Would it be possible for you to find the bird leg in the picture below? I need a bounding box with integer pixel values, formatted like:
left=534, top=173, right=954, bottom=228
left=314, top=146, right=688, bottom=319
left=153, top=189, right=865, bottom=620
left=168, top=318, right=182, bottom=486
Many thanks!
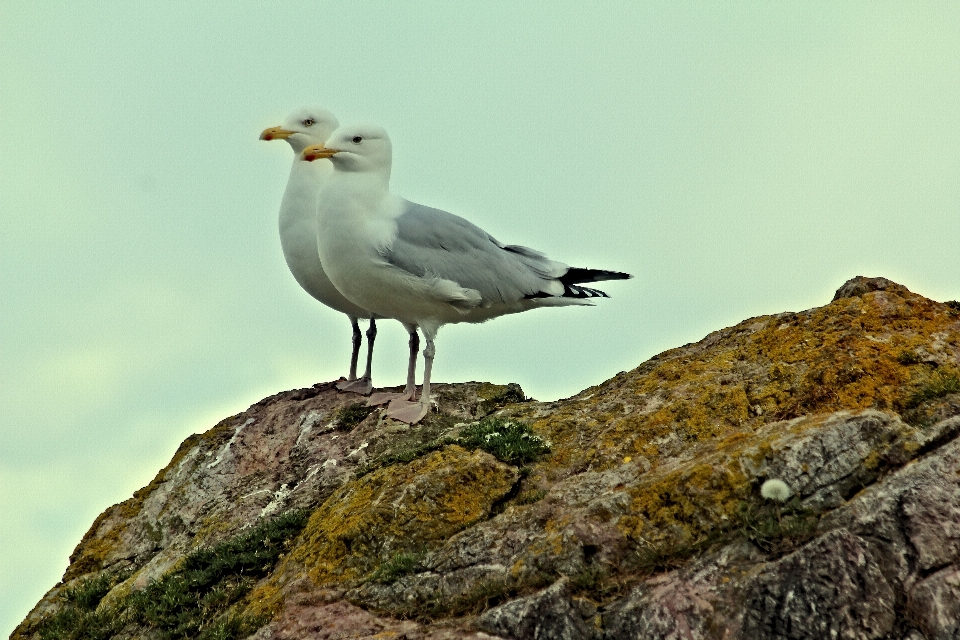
left=386, top=331, right=433, bottom=424
left=338, top=318, right=376, bottom=395
left=367, top=325, right=419, bottom=406
left=336, top=317, right=363, bottom=390
left=403, top=326, right=420, bottom=398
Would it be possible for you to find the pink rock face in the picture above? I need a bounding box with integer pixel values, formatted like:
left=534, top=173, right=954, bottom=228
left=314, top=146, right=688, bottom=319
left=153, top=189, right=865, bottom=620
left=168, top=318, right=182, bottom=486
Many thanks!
left=909, top=566, right=960, bottom=640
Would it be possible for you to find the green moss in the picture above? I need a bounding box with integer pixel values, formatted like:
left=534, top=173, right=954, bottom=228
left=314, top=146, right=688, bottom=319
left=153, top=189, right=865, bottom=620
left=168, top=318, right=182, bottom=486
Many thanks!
left=354, top=437, right=456, bottom=478
left=477, top=383, right=528, bottom=413
left=394, top=571, right=554, bottom=621
left=630, top=536, right=715, bottom=575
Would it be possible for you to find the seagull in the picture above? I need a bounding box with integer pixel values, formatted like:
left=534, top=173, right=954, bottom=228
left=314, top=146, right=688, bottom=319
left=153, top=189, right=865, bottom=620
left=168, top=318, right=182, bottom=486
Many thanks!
left=302, top=124, right=631, bottom=423
left=259, top=107, right=379, bottom=394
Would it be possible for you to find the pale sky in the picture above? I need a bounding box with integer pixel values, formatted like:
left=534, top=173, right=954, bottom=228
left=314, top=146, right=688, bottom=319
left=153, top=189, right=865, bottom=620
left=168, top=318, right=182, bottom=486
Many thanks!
left=3, top=2, right=959, bottom=633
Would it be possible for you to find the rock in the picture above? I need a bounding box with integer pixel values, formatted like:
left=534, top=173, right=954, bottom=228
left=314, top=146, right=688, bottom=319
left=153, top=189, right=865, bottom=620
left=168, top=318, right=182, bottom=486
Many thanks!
left=908, top=566, right=960, bottom=640
left=832, top=275, right=910, bottom=301
left=13, top=277, right=960, bottom=640
left=741, top=529, right=897, bottom=639
left=478, top=579, right=593, bottom=640
left=602, top=559, right=731, bottom=640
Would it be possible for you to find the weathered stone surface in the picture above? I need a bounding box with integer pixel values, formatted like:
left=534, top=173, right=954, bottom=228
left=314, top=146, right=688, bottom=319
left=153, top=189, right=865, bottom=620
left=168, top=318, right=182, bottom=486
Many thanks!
left=478, top=579, right=593, bottom=640
left=832, top=275, right=909, bottom=301
left=908, top=566, right=960, bottom=640
left=602, top=554, right=736, bottom=640
left=738, top=410, right=923, bottom=510
left=741, top=529, right=897, bottom=639
left=13, top=277, right=960, bottom=640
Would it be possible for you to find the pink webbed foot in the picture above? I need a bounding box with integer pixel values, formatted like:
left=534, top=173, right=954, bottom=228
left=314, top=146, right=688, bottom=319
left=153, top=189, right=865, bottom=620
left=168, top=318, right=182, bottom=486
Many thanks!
left=337, top=377, right=373, bottom=395
left=385, top=399, right=430, bottom=424
left=367, top=390, right=415, bottom=406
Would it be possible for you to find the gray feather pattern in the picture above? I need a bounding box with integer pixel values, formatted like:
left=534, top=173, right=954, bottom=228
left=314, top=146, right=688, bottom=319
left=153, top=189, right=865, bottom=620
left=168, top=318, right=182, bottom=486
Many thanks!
left=381, top=201, right=564, bottom=304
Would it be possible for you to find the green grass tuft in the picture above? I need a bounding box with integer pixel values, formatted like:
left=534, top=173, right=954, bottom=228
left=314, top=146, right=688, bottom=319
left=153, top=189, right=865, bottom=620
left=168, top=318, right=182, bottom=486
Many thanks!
left=370, top=551, right=423, bottom=584
left=335, top=403, right=377, bottom=431
left=896, top=350, right=923, bottom=365
left=37, top=571, right=128, bottom=640
left=737, top=498, right=819, bottom=554
left=35, top=510, right=308, bottom=640
left=906, top=371, right=960, bottom=410
left=514, top=489, right=547, bottom=505
left=355, top=418, right=549, bottom=479
left=458, top=418, right=551, bottom=465
left=353, top=438, right=457, bottom=477
left=60, top=571, right=116, bottom=611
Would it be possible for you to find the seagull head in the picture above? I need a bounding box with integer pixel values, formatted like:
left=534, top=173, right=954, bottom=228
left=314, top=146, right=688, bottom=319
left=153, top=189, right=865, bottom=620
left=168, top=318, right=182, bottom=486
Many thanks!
left=301, top=124, right=392, bottom=175
left=259, top=107, right=340, bottom=154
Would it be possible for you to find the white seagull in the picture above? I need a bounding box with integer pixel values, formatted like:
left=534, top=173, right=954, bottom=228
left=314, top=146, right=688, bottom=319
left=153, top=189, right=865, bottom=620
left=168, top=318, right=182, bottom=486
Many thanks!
left=259, top=107, right=378, bottom=394
left=302, top=124, right=631, bottom=423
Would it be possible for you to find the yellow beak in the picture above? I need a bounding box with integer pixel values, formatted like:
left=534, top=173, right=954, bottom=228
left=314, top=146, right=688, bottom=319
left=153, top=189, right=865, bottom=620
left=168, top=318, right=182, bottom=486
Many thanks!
left=259, top=126, right=294, bottom=141
left=302, top=144, right=338, bottom=161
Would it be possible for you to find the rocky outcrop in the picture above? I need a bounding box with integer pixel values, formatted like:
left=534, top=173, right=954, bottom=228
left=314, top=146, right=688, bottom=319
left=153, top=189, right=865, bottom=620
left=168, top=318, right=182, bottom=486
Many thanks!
left=13, top=277, right=960, bottom=640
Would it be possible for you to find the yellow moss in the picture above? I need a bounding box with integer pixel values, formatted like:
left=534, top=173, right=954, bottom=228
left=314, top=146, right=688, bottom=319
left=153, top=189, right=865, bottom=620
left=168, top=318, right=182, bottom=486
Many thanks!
left=242, top=580, right=284, bottom=619
left=476, top=382, right=512, bottom=400
left=245, top=446, right=516, bottom=612
left=619, top=458, right=750, bottom=547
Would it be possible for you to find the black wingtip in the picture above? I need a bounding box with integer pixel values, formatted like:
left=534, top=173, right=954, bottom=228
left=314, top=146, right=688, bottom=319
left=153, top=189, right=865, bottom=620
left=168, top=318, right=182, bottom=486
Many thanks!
left=523, top=283, right=612, bottom=300
left=563, top=284, right=610, bottom=298
left=560, top=268, right=632, bottom=285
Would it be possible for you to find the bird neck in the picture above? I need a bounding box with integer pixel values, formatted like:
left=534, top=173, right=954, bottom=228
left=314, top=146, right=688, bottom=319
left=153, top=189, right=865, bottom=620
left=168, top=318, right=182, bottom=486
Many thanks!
left=318, top=170, right=398, bottom=231
left=280, top=159, right=329, bottom=221
left=330, top=169, right=390, bottom=204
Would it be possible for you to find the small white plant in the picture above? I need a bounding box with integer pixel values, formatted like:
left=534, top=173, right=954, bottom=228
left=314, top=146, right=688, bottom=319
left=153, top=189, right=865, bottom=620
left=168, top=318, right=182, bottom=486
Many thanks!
left=760, top=479, right=792, bottom=502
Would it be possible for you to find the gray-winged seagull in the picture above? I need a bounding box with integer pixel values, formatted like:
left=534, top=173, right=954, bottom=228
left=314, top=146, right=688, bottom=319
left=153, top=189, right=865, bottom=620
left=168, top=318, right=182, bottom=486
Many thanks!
left=301, top=124, right=631, bottom=423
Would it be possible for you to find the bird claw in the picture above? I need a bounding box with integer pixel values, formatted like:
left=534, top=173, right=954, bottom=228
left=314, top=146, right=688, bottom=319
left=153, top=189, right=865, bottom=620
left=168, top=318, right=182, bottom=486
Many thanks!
left=385, top=399, right=429, bottom=424
left=337, top=377, right=373, bottom=395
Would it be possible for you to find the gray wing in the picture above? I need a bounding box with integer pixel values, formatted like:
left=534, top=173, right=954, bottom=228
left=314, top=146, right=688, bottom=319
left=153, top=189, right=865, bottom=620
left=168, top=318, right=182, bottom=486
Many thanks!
left=382, top=200, right=565, bottom=304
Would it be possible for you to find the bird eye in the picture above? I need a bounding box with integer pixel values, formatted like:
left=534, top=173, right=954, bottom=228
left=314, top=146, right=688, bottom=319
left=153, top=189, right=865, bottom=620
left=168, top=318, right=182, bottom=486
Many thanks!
left=302, top=118, right=315, bottom=127
left=352, top=136, right=363, bottom=144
